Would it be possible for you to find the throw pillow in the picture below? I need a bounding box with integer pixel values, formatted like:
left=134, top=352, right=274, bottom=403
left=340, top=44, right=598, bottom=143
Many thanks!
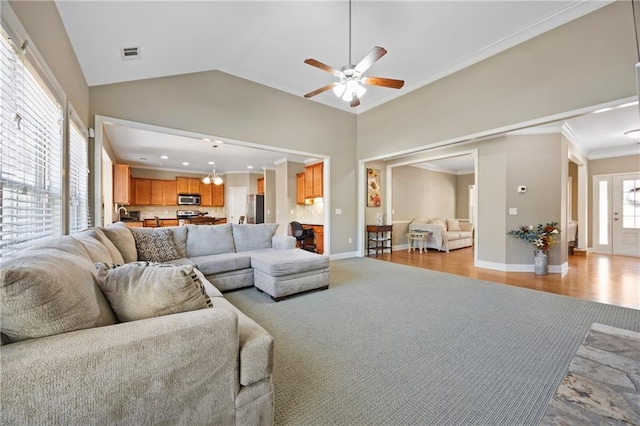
left=431, top=218, right=446, bottom=229
left=232, top=223, right=279, bottom=252
left=132, top=229, right=181, bottom=262
left=130, top=226, right=188, bottom=258
left=95, top=262, right=212, bottom=322
left=1, top=250, right=117, bottom=343
left=90, top=228, right=125, bottom=264
left=102, top=222, right=137, bottom=263
left=446, top=218, right=462, bottom=231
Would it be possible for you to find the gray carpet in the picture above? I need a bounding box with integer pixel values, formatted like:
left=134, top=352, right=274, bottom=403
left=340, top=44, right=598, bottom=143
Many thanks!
left=224, top=258, right=640, bottom=425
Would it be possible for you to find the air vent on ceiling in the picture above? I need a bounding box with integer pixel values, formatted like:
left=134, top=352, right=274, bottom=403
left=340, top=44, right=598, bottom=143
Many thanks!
left=120, top=47, right=140, bottom=61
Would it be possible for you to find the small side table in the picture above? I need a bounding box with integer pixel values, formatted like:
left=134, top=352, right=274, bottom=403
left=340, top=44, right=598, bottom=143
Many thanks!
left=406, top=231, right=431, bottom=253
left=367, top=225, right=393, bottom=256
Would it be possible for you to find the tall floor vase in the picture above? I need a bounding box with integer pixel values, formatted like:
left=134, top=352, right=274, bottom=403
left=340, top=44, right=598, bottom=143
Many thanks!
left=534, top=250, right=548, bottom=275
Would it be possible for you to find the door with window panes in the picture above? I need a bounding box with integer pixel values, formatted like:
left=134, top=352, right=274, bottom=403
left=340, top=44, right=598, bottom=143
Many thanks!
left=593, top=173, right=640, bottom=256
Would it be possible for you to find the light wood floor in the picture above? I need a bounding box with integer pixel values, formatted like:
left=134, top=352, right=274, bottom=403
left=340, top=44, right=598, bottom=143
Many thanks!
left=370, top=247, right=640, bottom=310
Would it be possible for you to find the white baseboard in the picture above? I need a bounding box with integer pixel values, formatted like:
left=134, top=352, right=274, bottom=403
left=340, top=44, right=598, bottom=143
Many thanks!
left=476, top=260, right=568, bottom=274
left=329, top=251, right=358, bottom=260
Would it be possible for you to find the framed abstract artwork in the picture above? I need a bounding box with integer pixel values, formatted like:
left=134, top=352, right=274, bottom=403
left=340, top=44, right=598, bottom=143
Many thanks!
left=367, top=168, right=381, bottom=207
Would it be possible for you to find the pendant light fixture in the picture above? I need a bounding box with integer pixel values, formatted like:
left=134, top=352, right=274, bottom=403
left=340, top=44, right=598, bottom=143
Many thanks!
left=202, top=144, right=223, bottom=186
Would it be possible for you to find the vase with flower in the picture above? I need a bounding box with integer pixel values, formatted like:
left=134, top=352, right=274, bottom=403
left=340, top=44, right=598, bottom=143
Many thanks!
left=507, top=222, right=561, bottom=275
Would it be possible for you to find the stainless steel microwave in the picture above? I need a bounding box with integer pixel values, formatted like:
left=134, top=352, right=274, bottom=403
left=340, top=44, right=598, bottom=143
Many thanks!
left=177, top=194, right=201, bottom=205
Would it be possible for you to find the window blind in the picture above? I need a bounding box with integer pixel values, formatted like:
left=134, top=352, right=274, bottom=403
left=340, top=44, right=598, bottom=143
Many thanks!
left=68, top=119, right=89, bottom=233
left=0, top=32, right=63, bottom=257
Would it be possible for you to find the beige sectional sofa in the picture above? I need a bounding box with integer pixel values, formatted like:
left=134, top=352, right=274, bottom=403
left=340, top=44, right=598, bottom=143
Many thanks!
left=408, top=218, right=474, bottom=252
left=0, top=222, right=330, bottom=424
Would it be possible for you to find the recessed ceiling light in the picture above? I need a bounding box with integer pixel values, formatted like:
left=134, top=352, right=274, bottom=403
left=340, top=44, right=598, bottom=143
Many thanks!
left=247, top=166, right=253, bottom=169
left=182, top=162, right=189, bottom=166
left=160, top=155, right=168, bottom=159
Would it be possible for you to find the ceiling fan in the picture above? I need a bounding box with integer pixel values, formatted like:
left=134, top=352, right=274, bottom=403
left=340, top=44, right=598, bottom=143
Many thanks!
left=303, top=0, right=404, bottom=108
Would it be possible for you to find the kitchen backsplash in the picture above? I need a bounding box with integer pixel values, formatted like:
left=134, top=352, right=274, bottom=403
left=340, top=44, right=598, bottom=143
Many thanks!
left=126, top=206, right=226, bottom=220
left=296, top=198, right=324, bottom=225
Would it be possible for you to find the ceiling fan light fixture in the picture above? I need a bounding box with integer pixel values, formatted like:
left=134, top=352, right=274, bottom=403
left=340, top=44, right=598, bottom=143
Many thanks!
left=203, top=145, right=224, bottom=186
left=624, top=129, right=640, bottom=139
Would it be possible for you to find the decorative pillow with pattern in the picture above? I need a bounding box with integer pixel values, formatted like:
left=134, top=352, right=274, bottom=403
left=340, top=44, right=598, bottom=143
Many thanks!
left=95, top=262, right=213, bottom=323
left=133, top=229, right=181, bottom=262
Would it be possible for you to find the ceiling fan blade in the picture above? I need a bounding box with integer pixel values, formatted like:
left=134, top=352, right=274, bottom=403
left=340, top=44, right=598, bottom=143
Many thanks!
left=350, top=93, right=360, bottom=108
left=362, top=76, right=405, bottom=89
left=354, top=46, right=387, bottom=74
left=304, top=83, right=337, bottom=98
left=304, top=58, right=343, bottom=77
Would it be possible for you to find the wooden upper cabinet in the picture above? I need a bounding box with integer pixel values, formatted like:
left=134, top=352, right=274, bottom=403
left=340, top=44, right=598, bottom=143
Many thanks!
left=133, top=178, right=151, bottom=205
left=305, top=166, right=314, bottom=199
left=150, top=180, right=165, bottom=205
left=113, top=164, right=131, bottom=204
left=164, top=180, right=178, bottom=206
left=312, top=162, right=323, bottom=198
left=212, top=183, right=225, bottom=206
left=303, top=162, right=324, bottom=199
left=296, top=173, right=306, bottom=205
left=257, top=177, right=265, bottom=195
left=177, top=177, right=201, bottom=194
left=199, top=182, right=213, bottom=206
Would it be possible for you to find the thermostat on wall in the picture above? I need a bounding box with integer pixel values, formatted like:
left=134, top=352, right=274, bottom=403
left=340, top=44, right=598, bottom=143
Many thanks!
left=517, top=186, right=527, bottom=193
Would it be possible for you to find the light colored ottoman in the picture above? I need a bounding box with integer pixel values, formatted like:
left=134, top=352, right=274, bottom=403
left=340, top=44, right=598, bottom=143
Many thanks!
left=250, top=249, right=330, bottom=301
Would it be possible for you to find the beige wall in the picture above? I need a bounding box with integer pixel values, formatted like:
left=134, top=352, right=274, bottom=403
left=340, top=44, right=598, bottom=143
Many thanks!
left=568, top=161, right=578, bottom=221
left=456, top=174, right=475, bottom=220
left=505, top=134, right=564, bottom=265
left=264, top=169, right=276, bottom=224
left=357, top=2, right=636, bottom=160
left=90, top=71, right=357, bottom=253
left=391, top=166, right=457, bottom=221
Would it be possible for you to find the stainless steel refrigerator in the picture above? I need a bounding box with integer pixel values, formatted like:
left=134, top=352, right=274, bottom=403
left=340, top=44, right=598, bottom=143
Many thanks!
left=246, top=194, right=264, bottom=224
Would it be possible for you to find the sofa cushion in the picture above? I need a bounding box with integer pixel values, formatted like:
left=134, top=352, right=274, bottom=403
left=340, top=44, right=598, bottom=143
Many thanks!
left=90, top=228, right=125, bottom=264
left=161, top=257, right=196, bottom=267
left=458, top=231, right=473, bottom=239
left=446, top=218, right=462, bottom=231
left=231, top=223, right=279, bottom=252
left=132, top=229, right=181, bottom=262
left=446, top=232, right=461, bottom=240
left=250, top=249, right=329, bottom=277
left=95, top=262, right=212, bottom=323
left=130, top=226, right=188, bottom=258
left=71, top=230, right=115, bottom=263
left=191, top=253, right=252, bottom=276
left=0, top=250, right=117, bottom=343
left=102, top=222, right=137, bottom=263
left=185, top=224, right=235, bottom=257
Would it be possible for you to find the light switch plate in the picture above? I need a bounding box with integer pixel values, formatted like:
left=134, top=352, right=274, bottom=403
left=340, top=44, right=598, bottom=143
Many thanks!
left=509, top=208, right=518, bottom=215
left=517, top=186, right=527, bottom=193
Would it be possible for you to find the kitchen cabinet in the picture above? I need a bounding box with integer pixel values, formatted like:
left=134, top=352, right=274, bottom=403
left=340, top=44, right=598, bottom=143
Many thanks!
left=257, top=177, right=264, bottom=195
left=304, top=162, right=323, bottom=199
left=177, top=177, right=201, bottom=194
left=296, top=173, right=306, bottom=205
left=150, top=180, right=165, bottom=205
left=143, top=218, right=179, bottom=227
left=301, top=224, right=324, bottom=254
left=133, top=178, right=151, bottom=205
left=199, top=182, right=213, bottom=206
left=213, top=183, right=225, bottom=206
left=165, top=180, right=178, bottom=205
left=113, top=164, right=131, bottom=204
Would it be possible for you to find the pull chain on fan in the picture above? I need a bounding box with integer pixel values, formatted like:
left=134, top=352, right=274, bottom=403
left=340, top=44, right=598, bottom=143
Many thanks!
left=303, top=0, right=404, bottom=107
